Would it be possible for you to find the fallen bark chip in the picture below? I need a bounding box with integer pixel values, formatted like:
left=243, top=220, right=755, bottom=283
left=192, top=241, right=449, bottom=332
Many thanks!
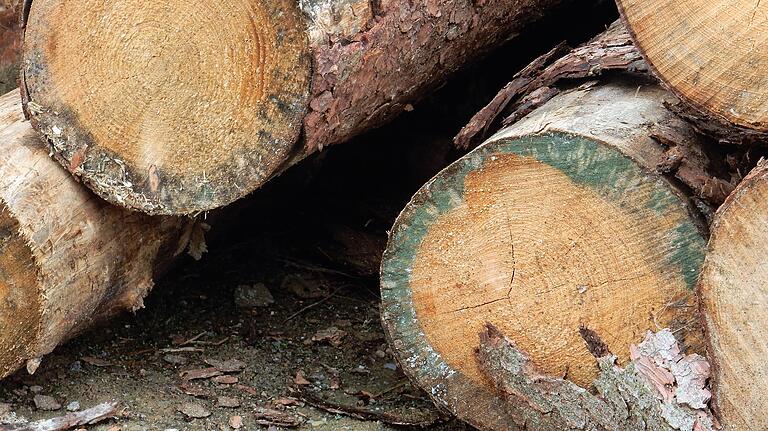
left=179, top=367, right=222, bottom=381
left=80, top=356, right=112, bottom=367
left=294, top=371, right=311, bottom=386
left=178, top=402, right=211, bottom=419
left=212, top=375, right=238, bottom=385
left=311, top=327, right=347, bottom=347
left=33, top=395, right=61, bottom=411
left=204, top=358, right=246, bottom=373
left=0, top=401, right=119, bottom=431
left=179, top=382, right=208, bottom=398
left=216, top=397, right=241, bottom=408
left=253, top=406, right=302, bottom=428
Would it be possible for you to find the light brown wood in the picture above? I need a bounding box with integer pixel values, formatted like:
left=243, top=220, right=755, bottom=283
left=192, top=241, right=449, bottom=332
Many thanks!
left=22, top=0, right=578, bottom=214
left=381, top=78, right=713, bottom=431
left=699, top=161, right=768, bottom=430
left=0, top=89, right=195, bottom=379
left=617, top=0, right=768, bottom=140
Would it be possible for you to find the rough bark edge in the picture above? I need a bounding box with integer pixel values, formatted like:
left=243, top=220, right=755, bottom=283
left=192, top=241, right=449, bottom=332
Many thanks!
left=477, top=324, right=718, bottom=431
left=454, top=20, right=646, bottom=149
left=301, top=0, right=580, bottom=153
left=454, top=21, right=754, bottom=210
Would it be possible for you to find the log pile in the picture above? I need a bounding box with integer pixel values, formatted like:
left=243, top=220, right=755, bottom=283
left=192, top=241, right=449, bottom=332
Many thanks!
left=382, top=22, right=768, bottom=431
left=1, top=0, right=768, bottom=430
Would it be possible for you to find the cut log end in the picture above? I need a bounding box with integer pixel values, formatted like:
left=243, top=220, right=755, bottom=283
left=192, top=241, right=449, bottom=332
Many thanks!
left=617, top=0, right=768, bottom=134
left=381, top=80, right=711, bottom=430
left=21, top=0, right=312, bottom=214
left=0, top=206, right=41, bottom=378
left=699, top=160, right=768, bottom=430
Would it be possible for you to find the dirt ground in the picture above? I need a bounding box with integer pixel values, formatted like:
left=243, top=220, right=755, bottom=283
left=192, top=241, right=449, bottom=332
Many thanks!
left=0, top=5, right=616, bottom=429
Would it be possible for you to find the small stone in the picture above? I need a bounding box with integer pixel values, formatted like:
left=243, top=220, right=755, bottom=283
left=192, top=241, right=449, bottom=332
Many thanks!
left=229, top=415, right=243, bottom=429
left=216, top=396, right=240, bottom=408
left=69, top=361, right=82, bottom=373
left=29, top=386, right=43, bottom=393
left=163, top=354, right=188, bottom=366
left=66, top=401, right=80, bottom=411
left=33, top=395, right=61, bottom=411
left=383, top=362, right=398, bottom=371
left=234, top=283, right=274, bottom=308
left=179, top=402, right=211, bottom=419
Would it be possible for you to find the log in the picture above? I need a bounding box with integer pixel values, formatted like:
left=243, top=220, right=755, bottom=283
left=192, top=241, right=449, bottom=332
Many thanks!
left=698, top=160, right=768, bottom=430
left=616, top=0, right=768, bottom=144
left=0, top=89, right=197, bottom=380
left=380, top=77, right=722, bottom=430
left=21, top=0, right=583, bottom=215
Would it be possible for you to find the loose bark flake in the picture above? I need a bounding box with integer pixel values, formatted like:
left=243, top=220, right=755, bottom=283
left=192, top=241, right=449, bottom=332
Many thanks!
left=476, top=324, right=718, bottom=431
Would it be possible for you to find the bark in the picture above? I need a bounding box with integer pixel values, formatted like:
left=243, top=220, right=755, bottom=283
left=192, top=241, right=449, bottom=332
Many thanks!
left=454, top=21, right=748, bottom=214
left=0, top=89, right=199, bottom=379
left=476, top=324, right=717, bottom=431
left=698, top=160, right=768, bottom=430
left=616, top=0, right=768, bottom=144
left=380, top=77, right=722, bottom=431
left=21, top=0, right=587, bottom=215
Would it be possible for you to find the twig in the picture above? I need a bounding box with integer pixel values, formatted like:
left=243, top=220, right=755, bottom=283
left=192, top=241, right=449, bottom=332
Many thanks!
left=298, top=392, right=443, bottom=427
left=282, top=290, right=340, bottom=323
left=0, top=402, right=119, bottom=431
left=179, top=331, right=207, bottom=346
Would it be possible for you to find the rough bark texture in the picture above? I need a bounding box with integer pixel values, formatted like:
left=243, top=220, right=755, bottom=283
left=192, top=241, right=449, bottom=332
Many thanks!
left=698, top=160, right=768, bottom=430
left=381, top=77, right=718, bottom=431
left=476, top=324, right=717, bottom=431
left=0, top=89, right=199, bottom=380
left=298, top=0, right=566, bottom=152
left=21, top=0, right=583, bottom=215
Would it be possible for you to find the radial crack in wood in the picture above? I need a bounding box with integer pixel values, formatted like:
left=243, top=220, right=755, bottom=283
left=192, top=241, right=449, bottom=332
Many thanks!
left=380, top=78, right=715, bottom=431
left=699, top=160, right=768, bottom=430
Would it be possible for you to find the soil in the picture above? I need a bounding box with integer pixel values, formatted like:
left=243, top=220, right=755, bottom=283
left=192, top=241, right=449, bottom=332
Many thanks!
left=0, top=4, right=617, bottom=429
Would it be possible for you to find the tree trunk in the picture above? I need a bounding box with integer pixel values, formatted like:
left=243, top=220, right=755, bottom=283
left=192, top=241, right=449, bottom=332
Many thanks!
left=616, top=0, right=768, bottom=145
left=698, top=160, right=768, bottom=431
left=380, top=77, right=723, bottom=431
left=21, top=0, right=584, bottom=215
left=0, top=89, right=196, bottom=380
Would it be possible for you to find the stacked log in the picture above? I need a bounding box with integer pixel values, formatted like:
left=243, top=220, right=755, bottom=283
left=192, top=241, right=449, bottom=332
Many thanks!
left=616, top=0, right=768, bottom=145
left=381, top=25, right=755, bottom=430
left=21, top=0, right=583, bottom=214
left=698, top=161, right=768, bottom=430
left=0, top=90, right=196, bottom=379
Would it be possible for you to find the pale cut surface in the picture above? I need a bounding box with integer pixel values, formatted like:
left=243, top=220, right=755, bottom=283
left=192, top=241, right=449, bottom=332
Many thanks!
left=0, top=89, right=191, bottom=378
left=22, top=0, right=311, bottom=214
left=409, top=150, right=699, bottom=388
left=617, top=0, right=768, bottom=131
left=381, top=80, right=711, bottom=431
left=699, top=162, right=768, bottom=430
